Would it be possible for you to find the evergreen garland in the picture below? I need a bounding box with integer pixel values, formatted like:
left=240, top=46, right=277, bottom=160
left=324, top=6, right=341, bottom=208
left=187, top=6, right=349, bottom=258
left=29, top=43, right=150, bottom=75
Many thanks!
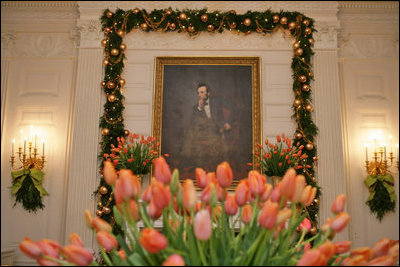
left=365, top=175, right=396, bottom=221
left=12, top=172, right=45, bottom=213
left=97, top=7, right=320, bottom=230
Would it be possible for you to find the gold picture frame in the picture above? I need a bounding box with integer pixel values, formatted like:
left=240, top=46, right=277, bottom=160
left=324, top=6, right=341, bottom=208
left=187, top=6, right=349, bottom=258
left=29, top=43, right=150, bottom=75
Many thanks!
left=153, top=57, right=261, bottom=185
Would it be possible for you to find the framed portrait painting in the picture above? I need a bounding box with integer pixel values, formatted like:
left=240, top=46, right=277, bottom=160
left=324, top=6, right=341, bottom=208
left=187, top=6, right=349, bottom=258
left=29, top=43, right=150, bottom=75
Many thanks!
left=153, top=57, right=261, bottom=185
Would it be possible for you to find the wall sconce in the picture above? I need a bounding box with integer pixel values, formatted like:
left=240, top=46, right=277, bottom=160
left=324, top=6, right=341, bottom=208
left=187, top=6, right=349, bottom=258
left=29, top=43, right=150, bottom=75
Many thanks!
left=10, top=133, right=46, bottom=171
left=364, top=134, right=399, bottom=176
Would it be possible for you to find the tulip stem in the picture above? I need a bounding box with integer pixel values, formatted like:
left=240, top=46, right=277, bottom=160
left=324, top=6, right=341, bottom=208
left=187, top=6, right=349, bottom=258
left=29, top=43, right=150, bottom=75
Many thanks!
left=196, top=239, right=208, bottom=266
left=42, top=255, right=72, bottom=265
left=100, top=247, right=113, bottom=266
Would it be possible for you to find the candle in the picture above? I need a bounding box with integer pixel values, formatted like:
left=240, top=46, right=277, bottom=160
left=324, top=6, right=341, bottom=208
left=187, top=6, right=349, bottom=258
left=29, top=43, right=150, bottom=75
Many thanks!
left=24, top=138, right=27, bottom=154
left=42, top=139, right=45, bottom=156
left=12, top=139, right=15, bottom=155
left=19, top=130, right=23, bottom=148
left=364, top=144, right=368, bottom=161
left=384, top=146, right=386, bottom=161
left=34, top=134, right=37, bottom=148
left=389, top=135, right=393, bottom=153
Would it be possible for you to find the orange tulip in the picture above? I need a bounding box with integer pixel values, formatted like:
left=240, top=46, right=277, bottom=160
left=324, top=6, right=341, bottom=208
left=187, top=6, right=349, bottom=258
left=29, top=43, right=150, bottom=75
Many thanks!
left=389, top=242, right=399, bottom=261
left=242, top=204, right=252, bottom=224
left=367, top=255, right=394, bottom=266
left=301, top=185, right=317, bottom=206
left=96, top=231, right=118, bottom=252
left=276, top=208, right=292, bottom=226
left=211, top=205, right=222, bottom=222
left=183, top=179, right=197, bottom=212
left=117, top=250, right=126, bottom=260
left=330, top=212, right=350, bottom=233
left=342, top=255, right=367, bottom=266
left=92, top=217, right=112, bottom=233
left=69, top=233, right=84, bottom=247
left=103, top=161, right=117, bottom=185
left=162, top=254, right=186, bottom=266
left=147, top=199, right=162, bottom=219
left=194, top=209, right=212, bottom=241
left=151, top=180, right=171, bottom=210
left=351, top=247, right=373, bottom=261
left=279, top=168, right=297, bottom=199
left=84, top=210, right=93, bottom=229
left=334, top=241, right=352, bottom=254
left=248, top=170, right=265, bottom=196
left=142, top=185, right=152, bottom=202
left=225, top=194, right=239, bottom=216
left=196, top=168, right=209, bottom=188
left=37, top=258, right=61, bottom=266
left=258, top=201, right=279, bottom=229
left=371, top=238, right=390, bottom=258
left=118, top=169, right=141, bottom=199
left=321, top=218, right=332, bottom=233
left=270, top=185, right=282, bottom=203
left=260, top=183, right=273, bottom=202
left=139, top=228, right=168, bottom=254
left=154, top=156, right=172, bottom=184
left=235, top=180, right=250, bottom=206
left=318, top=241, right=336, bottom=262
left=62, top=245, right=93, bottom=266
left=215, top=182, right=227, bottom=202
left=291, top=175, right=306, bottom=203
left=296, top=249, right=326, bottom=266
left=128, top=199, right=140, bottom=221
left=216, top=161, right=233, bottom=188
left=20, top=238, right=43, bottom=259
left=331, top=194, right=346, bottom=214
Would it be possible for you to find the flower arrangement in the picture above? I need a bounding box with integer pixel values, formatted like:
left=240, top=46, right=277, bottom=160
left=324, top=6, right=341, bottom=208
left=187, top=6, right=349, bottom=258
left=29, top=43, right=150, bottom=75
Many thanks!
left=103, top=133, right=159, bottom=175
left=19, top=159, right=399, bottom=266
left=256, top=133, right=308, bottom=177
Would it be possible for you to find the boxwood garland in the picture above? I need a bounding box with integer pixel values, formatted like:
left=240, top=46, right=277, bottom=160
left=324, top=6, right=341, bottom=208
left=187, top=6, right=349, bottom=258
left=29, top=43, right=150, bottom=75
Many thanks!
left=97, top=7, right=320, bottom=232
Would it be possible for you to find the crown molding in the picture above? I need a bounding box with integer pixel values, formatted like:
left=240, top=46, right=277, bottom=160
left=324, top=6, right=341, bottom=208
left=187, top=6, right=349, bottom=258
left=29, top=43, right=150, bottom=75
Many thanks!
left=1, top=1, right=78, bottom=8
left=338, top=1, right=399, bottom=10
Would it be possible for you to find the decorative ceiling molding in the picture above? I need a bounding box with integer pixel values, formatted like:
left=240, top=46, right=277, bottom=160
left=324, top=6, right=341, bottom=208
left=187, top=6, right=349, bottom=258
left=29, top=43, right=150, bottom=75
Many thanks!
left=338, top=1, right=399, bottom=10
left=1, top=1, right=78, bottom=8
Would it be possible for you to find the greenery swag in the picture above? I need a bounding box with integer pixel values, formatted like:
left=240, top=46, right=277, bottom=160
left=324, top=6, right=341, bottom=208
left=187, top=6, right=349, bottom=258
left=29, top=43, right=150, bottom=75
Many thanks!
left=97, top=7, right=320, bottom=232
left=365, top=174, right=396, bottom=221
left=10, top=168, right=48, bottom=213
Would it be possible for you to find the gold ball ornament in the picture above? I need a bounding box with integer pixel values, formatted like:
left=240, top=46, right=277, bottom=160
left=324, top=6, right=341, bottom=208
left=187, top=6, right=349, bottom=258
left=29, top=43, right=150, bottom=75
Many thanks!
left=273, top=15, right=280, bottom=23
left=106, top=81, right=115, bottom=89
left=298, top=75, right=307, bottom=83
left=188, top=25, right=195, bottom=33
left=230, top=22, right=237, bottom=29
left=293, top=42, right=300, bottom=49
left=305, top=104, right=314, bottom=112
left=169, top=23, right=176, bottom=31
left=98, top=201, right=103, bottom=207
left=309, top=38, right=315, bottom=46
left=96, top=210, right=103, bottom=217
left=314, top=198, right=320, bottom=205
left=133, top=8, right=140, bottom=14
left=305, top=27, right=312, bottom=35
left=309, top=72, right=314, bottom=78
left=166, top=9, right=172, bottom=15
left=108, top=94, right=117, bottom=102
left=295, top=132, right=303, bottom=139
left=101, top=128, right=110, bottom=136
left=117, top=29, right=125, bottom=37
left=303, top=19, right=310, bottom=26
left=280, top=17, right=288, bottom=24
left=124, top=130, right=130, bottom=136
left=295, top=48, right=303, bottom=56
left=288, top=22, right=296, bottom=30
left=313, top=156, right=319, bottom=162
left=100, top=81, right=106, bottom=88
left=104, top=27, right=111, bottom=34
left=243, top=18, right=251, bottom=27
left=103, top=207, right=111, bottom=214
left=110, top=48, right=119, bottom=56
left=106, top=11, right=113, bottom=18
left=179, top=13, right=187, bottom=20
left=207, top=24, right=214, bottom=31
left=119, top=44, right=127, bottom=51
left=140, top=23, right=148, bottom=31
left=101, top=39, right=108, bottom=47
left=99, top=186, right=108, bottom=195
left=229, top=10, right=236, bottom=14
left=310, top=226, right=317, bottom=235
left=306, top=142, right=314, bottom=150
left=102, top=59, right=109, bottom=66
left=119, top=78, right=126, bottom=86
left=302, top=84, right=310, bottom=92
left=293, top=99, right=302, bottom=107
left=201, top=14, right=208, bottom=22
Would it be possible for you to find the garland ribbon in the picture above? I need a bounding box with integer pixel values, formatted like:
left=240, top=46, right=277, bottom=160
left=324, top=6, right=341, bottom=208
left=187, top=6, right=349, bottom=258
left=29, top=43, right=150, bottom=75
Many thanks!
left=365, top=174, right=395, bottom=203
left=10, top=168, right=48, bottom=197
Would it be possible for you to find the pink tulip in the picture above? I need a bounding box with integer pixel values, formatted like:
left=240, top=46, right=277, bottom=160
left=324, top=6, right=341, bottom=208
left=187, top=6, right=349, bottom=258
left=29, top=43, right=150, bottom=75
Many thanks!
left=298, top=218, right=311, bottom=233
left=260, top=183, right=273, bottom=202
left=258, top=201, right=279, bottom=229
left=371, top=238, right=391, bottom=258
left=142, top=185, right=152, bottom=202
left=148, top=199, right=162, bottom=219
left=279, top=168, right=297, bottom=199
left=194, top=210, right=212, bottom=241
left=367, top=255, right=394, bottom=266
left=331, top=194, right=346, bottom=214
left=216, top=161, right=233, bottom=188
left=139, top=228, right=168, bottom=254
left=19, top=238, right=43, bottom=259
left=248, top=170, right=264, bottom=196
left=151, top=180, right=171, bottom=210
left=103, top=161, right=117, bottom=185
left=330, top=212, right=350, bottom=233
left=318, top=241, right=336, bottom=262
left=270, top=185, right=282, bottom=203
left=69, top=233, right=84, bottom=247
left=162, top=254, right=186, bottom=266
left=296, top=249, right=326, bottom=266
left=334, top=241, right=352, bottom=254
left=154, top=156, right=172, bottom=184
left=195, top=168, right=209, bottom=188
left=292, top=175, right=306, bottom=203
left=96, top=231, right=118, bottom=252
left=91, top=217, right=112, bottom=233
left=118, top=169, right=141, bottom=199
left=242, top=204, right=253, bottom=224
left=183, top=179, right=197, bottom=212
left=235, top=180, right=250, bottom=206
left=62, top=245, right=93, bottom=266
left=225, top=194, right=239, bottom=216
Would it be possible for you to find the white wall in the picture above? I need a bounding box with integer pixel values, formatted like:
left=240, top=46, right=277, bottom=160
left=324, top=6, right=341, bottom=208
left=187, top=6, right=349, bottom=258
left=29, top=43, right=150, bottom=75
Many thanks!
left=1, top=1, right=398, bottom=265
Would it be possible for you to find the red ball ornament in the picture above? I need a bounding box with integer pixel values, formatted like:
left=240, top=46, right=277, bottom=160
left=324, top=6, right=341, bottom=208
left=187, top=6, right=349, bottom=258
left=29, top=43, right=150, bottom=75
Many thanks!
left=273, top=15, right=280, bottom=23
left=207, top=24, right=214, bottom=31
left=280, top=17, right=288, bottom=24
left=298, top=75, right=307, bottom=83
left=120, top=44, right=127, bottom=51
left=243, top=18, right=251, bottom=27
left=295, top=48, right=303, bottom=56
left=201, top=14, right=208, bottom=22
left=305, top=27, right=312, bottom=35
left=288, top=22, right=296, bottom=30
left=302, top=84, right=310, bottom=92
left=106, top=81, right=115, bottom=89
left=169, top=23, right=176, bottom=31
left=106, top=11, right=113, bottom=18
left=179, top=13, right=187, bottom=20
left=295, top=132, right=303, bottom=139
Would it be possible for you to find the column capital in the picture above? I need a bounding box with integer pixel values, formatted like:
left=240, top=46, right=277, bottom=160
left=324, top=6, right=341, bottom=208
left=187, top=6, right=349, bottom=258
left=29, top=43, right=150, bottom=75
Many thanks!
left=314, top=21, right=341, bottom=50
left=1, top=31, right=17, bottom=57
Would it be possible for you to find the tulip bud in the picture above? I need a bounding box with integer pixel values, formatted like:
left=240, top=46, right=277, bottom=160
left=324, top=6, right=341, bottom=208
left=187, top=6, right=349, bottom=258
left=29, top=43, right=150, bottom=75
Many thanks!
left=118, top=169, right=141, bottom=198
left=162, top=254, right=185, bottom=266
left=117, top=250, right=126, bottom=260
left=235, top=180, right=250, bottom=206
left=261, top=183, right=273, bottom=202
left=62, top=245, right=93, bottom=266
left=151, top=180, right=171, bottom=210
left=147, top=199, right=162, bottom=219
left=20, top=238, right=43, bottom=259
left=330, top=212, right=350, bottom=233
left=69, top=233, right=84, bottom=247
left=371, top=238, right=390, bottom=258
left=139, top=228, right=168, bottom=254
left=270, top=185, right=282, bottom=203
left=351, top=247, right=373, bottom=261
left=279, top=168, right=297, bottom=199
left=195, top=168, right=208, bottom=188
left=331, top=194, right=346, bottom=214
left=103, top=161, right=117, bottom=185
left=296, top=249, right=325, bottom=266
left=96, top=231, right=118, bottom=252
left=154, top=156, right=172, bottom=184
left=183, top=179, right=197, bottom=212
left=259, top=201, right=279, bottom=229
left=248, top=170, right=264, bottom=196
left=194, top=210, right=212, bottom=241
left=128, top=199, right=140, bottom=221
left=242, top=204, right=252, bottom=224
left=298, top=218, right=311, bottom=233
left=84, top=210, right=94, bottom=229
left=367, top=255, right=394, bottom=266
left=142, top=185, right=152, bottom=202
left=225, top=194, right=239, bottom=216
left=318, top=241, right=336, bottom=262
left=92, top=217, right=112, bottom=233
left=170, top=169, right=179, bottom=195
left=334, top=241, right=352, bottom=254
left=276, top=208, right=292, bottom=226
left=291, top=175, right=306, bottom=203
left=216, top=161, right=233, bottom=188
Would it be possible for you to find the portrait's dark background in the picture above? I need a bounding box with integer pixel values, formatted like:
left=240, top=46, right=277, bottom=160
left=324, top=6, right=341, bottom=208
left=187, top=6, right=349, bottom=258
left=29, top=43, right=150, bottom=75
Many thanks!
left=161, top=65, right=253, bottom=180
